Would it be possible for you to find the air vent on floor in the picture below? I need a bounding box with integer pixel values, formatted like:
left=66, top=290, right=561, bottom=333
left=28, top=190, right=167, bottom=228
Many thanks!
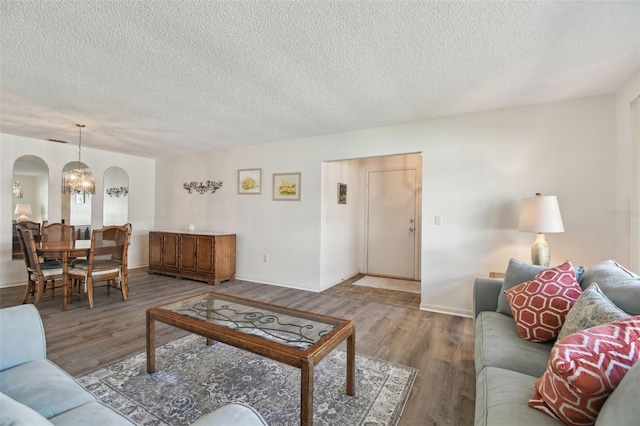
left=47, top=139, right=68, bottom=144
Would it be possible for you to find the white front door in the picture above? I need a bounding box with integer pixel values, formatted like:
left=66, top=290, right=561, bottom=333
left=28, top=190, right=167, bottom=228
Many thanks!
left=366, top=169, right=417, bottom=279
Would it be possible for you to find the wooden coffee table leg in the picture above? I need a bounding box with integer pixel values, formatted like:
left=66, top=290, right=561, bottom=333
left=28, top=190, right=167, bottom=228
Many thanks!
left=146, top=312, right=156, bottom=373
left=301, top=358, right=314, bottom=426
left=347, top=330, right=355, bottom=396
left=206, top=297, right=214, bottom=346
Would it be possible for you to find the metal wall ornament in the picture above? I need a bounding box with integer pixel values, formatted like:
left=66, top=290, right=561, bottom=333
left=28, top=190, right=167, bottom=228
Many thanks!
left=183, top=180, right=223, bottom=194
left=106, top=186, right=129, bottom=197
left=12, top=181, right=23, bottom=198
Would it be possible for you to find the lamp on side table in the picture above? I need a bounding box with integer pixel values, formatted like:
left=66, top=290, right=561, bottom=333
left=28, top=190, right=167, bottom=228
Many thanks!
left=14, top=203, right=32, bottom=222
left=518, top=193, right=564, bottom=266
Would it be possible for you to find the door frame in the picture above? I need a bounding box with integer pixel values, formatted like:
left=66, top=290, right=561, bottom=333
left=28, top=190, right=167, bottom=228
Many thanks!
left=364, top=166, right=421, bottom=280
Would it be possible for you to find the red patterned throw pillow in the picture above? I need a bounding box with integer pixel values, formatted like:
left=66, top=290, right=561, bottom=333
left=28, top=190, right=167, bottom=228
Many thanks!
left=529, top=316, right=640, bottom=425
left=505, top=261, right=581, bottom=342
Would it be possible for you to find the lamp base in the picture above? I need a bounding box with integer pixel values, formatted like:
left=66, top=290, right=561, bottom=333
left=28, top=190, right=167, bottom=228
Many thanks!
left=16, top=215, right=30, bottom=222
left=531, top=233, right=550, bottom=266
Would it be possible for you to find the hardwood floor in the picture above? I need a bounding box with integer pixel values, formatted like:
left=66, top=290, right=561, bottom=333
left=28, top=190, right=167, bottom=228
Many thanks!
left=324, top=273, right=422, bottom=309
left=0, top=268, right=475, bottom=426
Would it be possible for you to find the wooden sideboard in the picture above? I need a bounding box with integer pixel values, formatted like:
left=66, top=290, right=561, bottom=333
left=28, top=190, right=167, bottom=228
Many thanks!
left=148, top=231, right=236, bottom=285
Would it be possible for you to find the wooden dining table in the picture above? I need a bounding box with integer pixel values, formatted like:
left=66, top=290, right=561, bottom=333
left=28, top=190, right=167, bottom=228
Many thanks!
left=37, top=240, right=91, bottom=310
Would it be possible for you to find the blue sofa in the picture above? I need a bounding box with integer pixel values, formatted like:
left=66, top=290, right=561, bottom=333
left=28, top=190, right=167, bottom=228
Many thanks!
left=473, top=259, right=640, bottom=425
left=0, top=304, right=268, bottom=426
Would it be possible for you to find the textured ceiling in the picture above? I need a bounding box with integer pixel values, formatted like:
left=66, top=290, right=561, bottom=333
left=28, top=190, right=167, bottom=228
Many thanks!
left=1, top=1, right=639, bottom=159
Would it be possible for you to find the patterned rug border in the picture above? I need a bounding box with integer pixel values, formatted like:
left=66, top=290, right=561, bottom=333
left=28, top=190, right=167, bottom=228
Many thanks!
left=78, top=334, right=417, bottom=426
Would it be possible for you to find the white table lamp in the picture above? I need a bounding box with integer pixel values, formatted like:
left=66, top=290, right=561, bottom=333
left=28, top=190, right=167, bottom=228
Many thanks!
left=14, top=203, right=32, bottom=222
left=518, top=193, right=564, bottom=266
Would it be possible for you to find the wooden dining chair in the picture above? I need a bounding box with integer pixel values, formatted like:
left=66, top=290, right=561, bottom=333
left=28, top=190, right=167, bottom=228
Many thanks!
left=19, top=220, right=41, bottom=238
left=17, top=220, right=41, bottom=245
left=16, top=225, right=64, bottom=307
left=41, top=223, right=76, bottom=263
left=68, top=225, right=131, bottom=309
left=42, top=223, right=76, bottom=244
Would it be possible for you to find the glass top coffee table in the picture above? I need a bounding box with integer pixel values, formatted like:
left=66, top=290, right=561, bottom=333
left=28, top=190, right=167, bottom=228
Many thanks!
left=146, top=291, right=356, bottom=425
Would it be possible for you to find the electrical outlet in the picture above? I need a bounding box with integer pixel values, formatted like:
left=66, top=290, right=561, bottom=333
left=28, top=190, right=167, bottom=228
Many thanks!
left=263, top=254, right=269, bottom=262
left=435, top=216, right=442, bottom=226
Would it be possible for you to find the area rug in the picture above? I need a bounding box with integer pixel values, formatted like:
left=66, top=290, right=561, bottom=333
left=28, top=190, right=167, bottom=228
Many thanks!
left=78, top=334, right=417, bottom=426
left=353, top=275, right=421, bottom=294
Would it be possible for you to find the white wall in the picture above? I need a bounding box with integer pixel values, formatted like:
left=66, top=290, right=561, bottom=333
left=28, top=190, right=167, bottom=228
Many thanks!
left=69, top=194, right=92, bottom=225
left=103, top=167, right=129, bottom=226
left=1, top=134, right=156, bottom=286
left=155, top=141, right=326, bottom=290
left=320, top=158, right=363, bottom=289
left=417, top=97, right=616, bottom=316
left=155, top=95, right=618, bottom=317
left=615, top=70, right=640, bottom=267
left=34, top=174, right=48, bottom=222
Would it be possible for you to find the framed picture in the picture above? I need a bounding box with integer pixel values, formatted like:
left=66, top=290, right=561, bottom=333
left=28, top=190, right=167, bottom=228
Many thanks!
left=273, top=172, right=301, bottom=201
left=74, top=193, right=91, bottom=204
left=338, top=183, right=347, bottom=204
left=238, top=168, right=262, bottom=194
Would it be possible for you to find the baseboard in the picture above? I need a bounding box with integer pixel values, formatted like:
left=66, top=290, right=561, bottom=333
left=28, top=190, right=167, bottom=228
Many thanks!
left=0, top=280, right=24, bottom=288
left=234, top=275, right=321, bottom=293
left=420, top=303, right=473, bottom=318
left=321, top=271, right=361, bottom=291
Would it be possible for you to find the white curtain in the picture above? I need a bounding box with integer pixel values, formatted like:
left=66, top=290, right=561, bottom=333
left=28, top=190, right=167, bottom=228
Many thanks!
left=631, top=96, right=640, bottom=271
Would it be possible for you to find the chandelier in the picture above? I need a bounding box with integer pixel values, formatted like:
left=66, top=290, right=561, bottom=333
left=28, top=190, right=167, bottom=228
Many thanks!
left=62, top=124, right=96, bottom=196
left=12, top=181, right=23, bottom=198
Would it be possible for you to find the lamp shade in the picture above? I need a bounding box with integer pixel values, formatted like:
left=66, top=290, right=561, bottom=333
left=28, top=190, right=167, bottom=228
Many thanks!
left=518, top=195, right=564, bottom=233
left=14, top=203, right=32, bottom=215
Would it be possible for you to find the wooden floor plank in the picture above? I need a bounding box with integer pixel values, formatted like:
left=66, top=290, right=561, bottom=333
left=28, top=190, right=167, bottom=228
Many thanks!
left=0, top=268, right=475, bottom=425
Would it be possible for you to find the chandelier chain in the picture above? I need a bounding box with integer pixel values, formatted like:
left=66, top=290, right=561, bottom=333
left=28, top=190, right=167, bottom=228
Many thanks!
left=76, top=123, right=85, bottom=165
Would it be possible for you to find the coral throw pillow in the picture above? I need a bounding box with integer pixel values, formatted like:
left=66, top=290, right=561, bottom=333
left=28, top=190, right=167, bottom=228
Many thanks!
left=505, top=261, right=581, bottom=342
left=529, top=316, right=640, bottom=425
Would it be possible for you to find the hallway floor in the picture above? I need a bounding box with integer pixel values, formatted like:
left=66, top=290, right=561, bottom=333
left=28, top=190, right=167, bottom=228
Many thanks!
left=322, top=274, right=421, bottom=309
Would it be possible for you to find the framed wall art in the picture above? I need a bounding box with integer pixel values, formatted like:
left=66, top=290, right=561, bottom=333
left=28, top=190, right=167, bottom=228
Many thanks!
left=273, top=172, right=301, bottom=201
left=338, top=183, right=347, bottom=204
left=238, top=168, right=262, bottom=194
